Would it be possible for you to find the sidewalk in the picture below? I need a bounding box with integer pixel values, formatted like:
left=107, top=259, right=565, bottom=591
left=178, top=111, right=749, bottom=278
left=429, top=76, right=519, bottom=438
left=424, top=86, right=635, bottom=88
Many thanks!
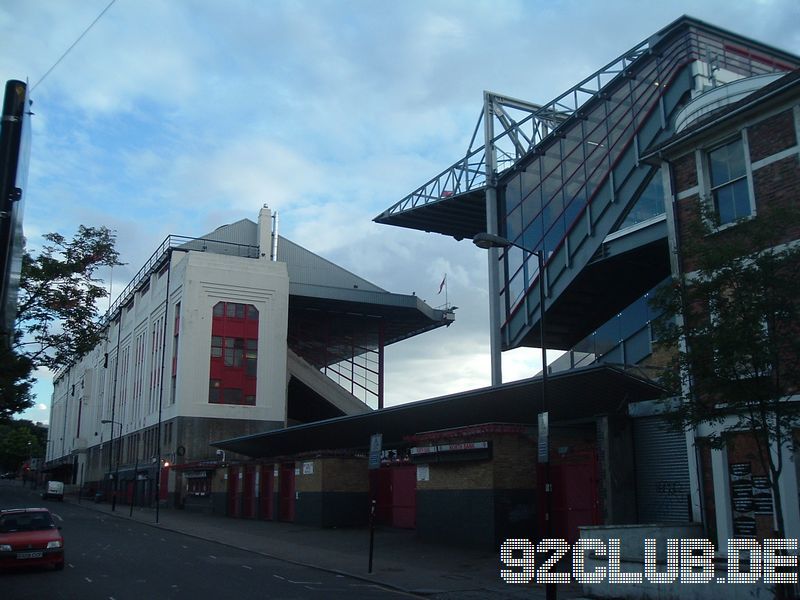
left=67, top=493, right=587, bottom=599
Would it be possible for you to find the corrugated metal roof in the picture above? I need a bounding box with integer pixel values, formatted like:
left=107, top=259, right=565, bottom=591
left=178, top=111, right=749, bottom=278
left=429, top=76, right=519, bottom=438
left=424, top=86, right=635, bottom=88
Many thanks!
left=197, top=219, right=387, bottom=293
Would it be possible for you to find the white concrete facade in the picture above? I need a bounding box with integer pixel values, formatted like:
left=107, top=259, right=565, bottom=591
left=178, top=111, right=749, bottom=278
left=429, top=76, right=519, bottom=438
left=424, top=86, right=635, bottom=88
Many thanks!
left=47, top=208, right=289, bottom=483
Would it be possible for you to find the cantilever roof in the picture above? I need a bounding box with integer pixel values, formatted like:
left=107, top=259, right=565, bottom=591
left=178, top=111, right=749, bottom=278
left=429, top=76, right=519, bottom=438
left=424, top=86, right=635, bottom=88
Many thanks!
left=373, top=16, right=800, bottom=241
left=213, top=364, right=664, bottom=458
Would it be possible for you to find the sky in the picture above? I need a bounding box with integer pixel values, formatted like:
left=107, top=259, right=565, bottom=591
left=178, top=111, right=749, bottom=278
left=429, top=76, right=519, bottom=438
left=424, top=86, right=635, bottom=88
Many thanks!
left=2, top=0, right=799, bottom=425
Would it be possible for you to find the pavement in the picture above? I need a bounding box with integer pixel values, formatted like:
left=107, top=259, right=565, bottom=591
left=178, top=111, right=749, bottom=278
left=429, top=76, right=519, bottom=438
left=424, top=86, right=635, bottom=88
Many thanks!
left=40, top=485, right=588, bottom=599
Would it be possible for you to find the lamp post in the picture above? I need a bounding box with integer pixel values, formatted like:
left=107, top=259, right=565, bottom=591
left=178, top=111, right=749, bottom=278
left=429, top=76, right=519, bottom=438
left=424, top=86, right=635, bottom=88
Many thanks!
left=101, top=419, right=123, bottom=511
left=473, top=232, right=555, bottom=600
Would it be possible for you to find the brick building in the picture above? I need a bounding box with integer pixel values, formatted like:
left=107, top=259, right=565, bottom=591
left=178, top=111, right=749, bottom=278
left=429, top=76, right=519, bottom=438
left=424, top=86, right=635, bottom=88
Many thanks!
left=643, top=68, right=800, bottom=542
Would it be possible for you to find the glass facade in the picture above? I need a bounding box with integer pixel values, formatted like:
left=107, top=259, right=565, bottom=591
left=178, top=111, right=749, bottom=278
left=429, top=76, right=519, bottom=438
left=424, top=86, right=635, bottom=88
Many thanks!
left=496, top=24, right=793, bottom=353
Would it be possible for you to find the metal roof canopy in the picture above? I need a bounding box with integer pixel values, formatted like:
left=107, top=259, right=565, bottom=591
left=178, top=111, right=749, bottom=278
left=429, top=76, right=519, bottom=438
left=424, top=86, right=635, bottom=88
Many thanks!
left=213, top=364, right=664, bottom=458
left=373, top=16, right=800, bottom=240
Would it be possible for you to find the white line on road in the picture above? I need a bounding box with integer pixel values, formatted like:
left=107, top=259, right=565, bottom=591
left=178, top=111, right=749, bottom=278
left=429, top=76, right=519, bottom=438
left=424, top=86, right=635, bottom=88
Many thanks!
left=242, top=565, right=253, bottom=570
left=51, top=512, right=64, bottom=522
left=85, top=577, right=93, bottom=583
left=287, top=579, right=321, bottom=585
left=273, top=574, right=286, bottom=580
left=208, top=555, right=217, bottom=559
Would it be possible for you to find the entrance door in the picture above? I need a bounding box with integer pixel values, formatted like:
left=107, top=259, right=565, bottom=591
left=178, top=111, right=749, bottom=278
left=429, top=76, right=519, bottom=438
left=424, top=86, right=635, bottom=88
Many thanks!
left=278, top=463, right=295, bottom=522
left=227, top=467, right=240, bottom=517
left=370, top=465, right=416, bottom=529
left=242, top=466, right=256, bottom=518
left=259, top=467, right=274, bottom=520
left=540, top=451, right=600, bottom=543
left=390, top=465, right=416, bottom=529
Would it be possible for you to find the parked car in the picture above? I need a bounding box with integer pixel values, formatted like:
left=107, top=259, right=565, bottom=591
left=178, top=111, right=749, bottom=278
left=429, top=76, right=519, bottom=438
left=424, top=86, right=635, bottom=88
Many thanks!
left=42, top=481, right=64, bottom=501
left=0, top=507, right=64, bottom=571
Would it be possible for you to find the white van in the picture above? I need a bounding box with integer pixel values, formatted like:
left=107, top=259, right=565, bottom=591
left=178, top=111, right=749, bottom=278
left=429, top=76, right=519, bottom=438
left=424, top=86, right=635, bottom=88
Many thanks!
left=42, top=480, right=64, bottom=501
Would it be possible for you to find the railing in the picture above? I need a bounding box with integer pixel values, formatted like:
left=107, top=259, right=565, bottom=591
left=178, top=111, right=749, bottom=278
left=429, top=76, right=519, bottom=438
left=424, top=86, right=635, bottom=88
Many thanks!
left=103, top=235, right=259, bottom=323
left=377, top=40, right=650, bottom=219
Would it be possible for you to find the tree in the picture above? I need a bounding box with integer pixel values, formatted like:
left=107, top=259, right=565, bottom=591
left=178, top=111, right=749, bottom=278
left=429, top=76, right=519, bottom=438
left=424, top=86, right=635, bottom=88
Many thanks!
left=0, top=419, right=46, bottom=472
left=652, top=204, right=800, bottom=542
left=0, top=226, right=122, bottom=420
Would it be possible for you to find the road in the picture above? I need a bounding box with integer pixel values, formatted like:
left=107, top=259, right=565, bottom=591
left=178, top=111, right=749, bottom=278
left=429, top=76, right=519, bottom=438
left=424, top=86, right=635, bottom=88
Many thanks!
left=0, top=480, right=417, bottom=599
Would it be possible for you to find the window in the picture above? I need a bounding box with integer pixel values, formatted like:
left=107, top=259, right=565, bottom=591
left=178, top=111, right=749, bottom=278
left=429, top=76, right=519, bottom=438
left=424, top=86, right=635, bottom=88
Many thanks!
left=223, top=388, right=242, bottom=404
left=209, top=379, right=221, bottom=403
left=223, top=338, right=244, bottom=367
left=708, top=138, right=752, bottom=226
left=213, top=302, right=225, bottom=317
left=245, top=339, right=258, bottom=377
left=246, top=305, right=259, bottom=321
left=211, top=336, right=223, bottom=358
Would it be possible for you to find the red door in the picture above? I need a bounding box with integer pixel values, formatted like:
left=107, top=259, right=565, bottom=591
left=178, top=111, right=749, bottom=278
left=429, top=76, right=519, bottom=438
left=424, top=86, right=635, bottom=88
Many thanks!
left=227, top=467, right=240, bottom=517
left=370, top=465, right=416, bottom=529
left=390, top=466, right=416, bottom=529
left=370, top=468, right=392, bottom=524
left=242, top=466, right=256, bottom=518
left=278, top=463, right=295, bottom=522
left=159, top=467, right=169, bottom=501
left=540, top=451, right=600, bottom=543
left=259, top=467, right=274, bottom=520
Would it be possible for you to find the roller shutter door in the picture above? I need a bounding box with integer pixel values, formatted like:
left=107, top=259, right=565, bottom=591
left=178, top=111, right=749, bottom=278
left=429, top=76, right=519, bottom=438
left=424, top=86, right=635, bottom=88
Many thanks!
left=633, top=416, right=691, bottom=523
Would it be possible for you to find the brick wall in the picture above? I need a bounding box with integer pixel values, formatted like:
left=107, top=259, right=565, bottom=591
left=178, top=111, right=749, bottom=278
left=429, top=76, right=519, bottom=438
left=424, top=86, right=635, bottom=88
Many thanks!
left=748, top=109, right=796, bottom=163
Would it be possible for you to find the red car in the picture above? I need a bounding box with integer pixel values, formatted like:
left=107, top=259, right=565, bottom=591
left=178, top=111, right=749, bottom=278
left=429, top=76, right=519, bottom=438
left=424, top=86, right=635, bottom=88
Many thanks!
left=0, top=508, right=64, bottom=571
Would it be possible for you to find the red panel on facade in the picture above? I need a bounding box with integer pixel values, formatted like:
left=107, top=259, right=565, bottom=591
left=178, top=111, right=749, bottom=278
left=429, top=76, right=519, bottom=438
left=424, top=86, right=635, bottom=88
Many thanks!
left=210, top=302, right=259, bottom=405
left=279, top=464, right=295, bottom=522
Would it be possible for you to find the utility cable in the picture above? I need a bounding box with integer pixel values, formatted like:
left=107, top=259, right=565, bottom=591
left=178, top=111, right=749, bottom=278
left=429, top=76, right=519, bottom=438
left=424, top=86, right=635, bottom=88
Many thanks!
left=31, top=0, right=119, bottom=92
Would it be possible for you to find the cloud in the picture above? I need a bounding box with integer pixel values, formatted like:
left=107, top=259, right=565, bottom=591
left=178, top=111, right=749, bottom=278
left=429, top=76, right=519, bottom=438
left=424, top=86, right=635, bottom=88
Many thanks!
left=4, top=0, right=799, bottom=422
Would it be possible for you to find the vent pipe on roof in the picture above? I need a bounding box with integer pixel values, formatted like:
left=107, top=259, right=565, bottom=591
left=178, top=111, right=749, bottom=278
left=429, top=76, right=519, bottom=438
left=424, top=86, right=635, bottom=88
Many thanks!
left=271, top=212, right=279, bottom=262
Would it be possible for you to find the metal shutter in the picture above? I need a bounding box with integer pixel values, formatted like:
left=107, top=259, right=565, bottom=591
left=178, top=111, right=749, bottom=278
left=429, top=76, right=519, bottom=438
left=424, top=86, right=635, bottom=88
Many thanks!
left=633, top=416, right=691, bottom=523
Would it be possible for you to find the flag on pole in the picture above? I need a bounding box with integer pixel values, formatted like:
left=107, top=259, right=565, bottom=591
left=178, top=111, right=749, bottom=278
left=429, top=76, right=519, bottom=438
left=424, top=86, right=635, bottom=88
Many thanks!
left=437, top=274, right=446, bottom=294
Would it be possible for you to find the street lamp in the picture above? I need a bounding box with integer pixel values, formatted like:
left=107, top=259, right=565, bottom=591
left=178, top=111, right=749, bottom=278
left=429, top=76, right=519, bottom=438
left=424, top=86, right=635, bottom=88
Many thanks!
left=472, top=232, right=555, bottom=600
left=101, top=419, right=123, bottom=511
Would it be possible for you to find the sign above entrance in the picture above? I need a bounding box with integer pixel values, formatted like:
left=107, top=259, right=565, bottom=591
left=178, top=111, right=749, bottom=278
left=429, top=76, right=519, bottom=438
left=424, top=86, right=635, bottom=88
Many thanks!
left=538, top=412, right=549, bottom=464
left=368, top=433, right=383, bottom=470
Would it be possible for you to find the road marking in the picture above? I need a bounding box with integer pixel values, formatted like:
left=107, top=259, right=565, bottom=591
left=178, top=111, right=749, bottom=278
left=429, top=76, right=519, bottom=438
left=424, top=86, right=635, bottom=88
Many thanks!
left=242, top=565, right=253, bottom=570
left=181, top=545, right=188, bottom=549
left=68, top=563, right=74, bottom=568
left=85, top=577, right=93, bottom=583
left=209, top=555, right=217, bottom=559
left=287, top=579, right=321, bottom=585
left=51, top=512, right=64, bottom=522
left=273, top=574, right=286, bottom=580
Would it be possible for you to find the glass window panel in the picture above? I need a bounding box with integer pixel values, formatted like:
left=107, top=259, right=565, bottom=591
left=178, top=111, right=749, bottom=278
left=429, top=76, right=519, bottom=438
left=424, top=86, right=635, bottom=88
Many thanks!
left=520, top=167, right=540, bottom=203
left=504, top=175, right=522, bottom=213
left=521, top=186, right=542, bottom=228
left=244, top=395, right=256, bottom=406
left=732, top=178, right=751, bottom=220
left=714, top=186, right=736, bottom=225
left=246, top=305, right=259, bottom=321
left=211, top=336, right=223, bottom=358
left=617, top=171, right=665, bottom=230
left=224, top=388, right=242, bottom=404
left=543, top=216, right=565, bottom=258
left=246, top=358, right=257, bottom=377
left=213, top=302, right=224, bottom=317
left=507, top=269, right=525, bottom=309
left=235, top=304, right=245, bottom=319
left=506, top=205, right=523, bottom=242
left=209, top=380, right=221, bottom=404
left=225, top=303, right=236, bottom=317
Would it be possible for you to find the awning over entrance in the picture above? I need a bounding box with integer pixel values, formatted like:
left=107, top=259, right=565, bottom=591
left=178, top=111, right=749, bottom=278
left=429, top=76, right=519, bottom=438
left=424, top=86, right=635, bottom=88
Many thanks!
left=213, top=365, right=663, bottom=458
